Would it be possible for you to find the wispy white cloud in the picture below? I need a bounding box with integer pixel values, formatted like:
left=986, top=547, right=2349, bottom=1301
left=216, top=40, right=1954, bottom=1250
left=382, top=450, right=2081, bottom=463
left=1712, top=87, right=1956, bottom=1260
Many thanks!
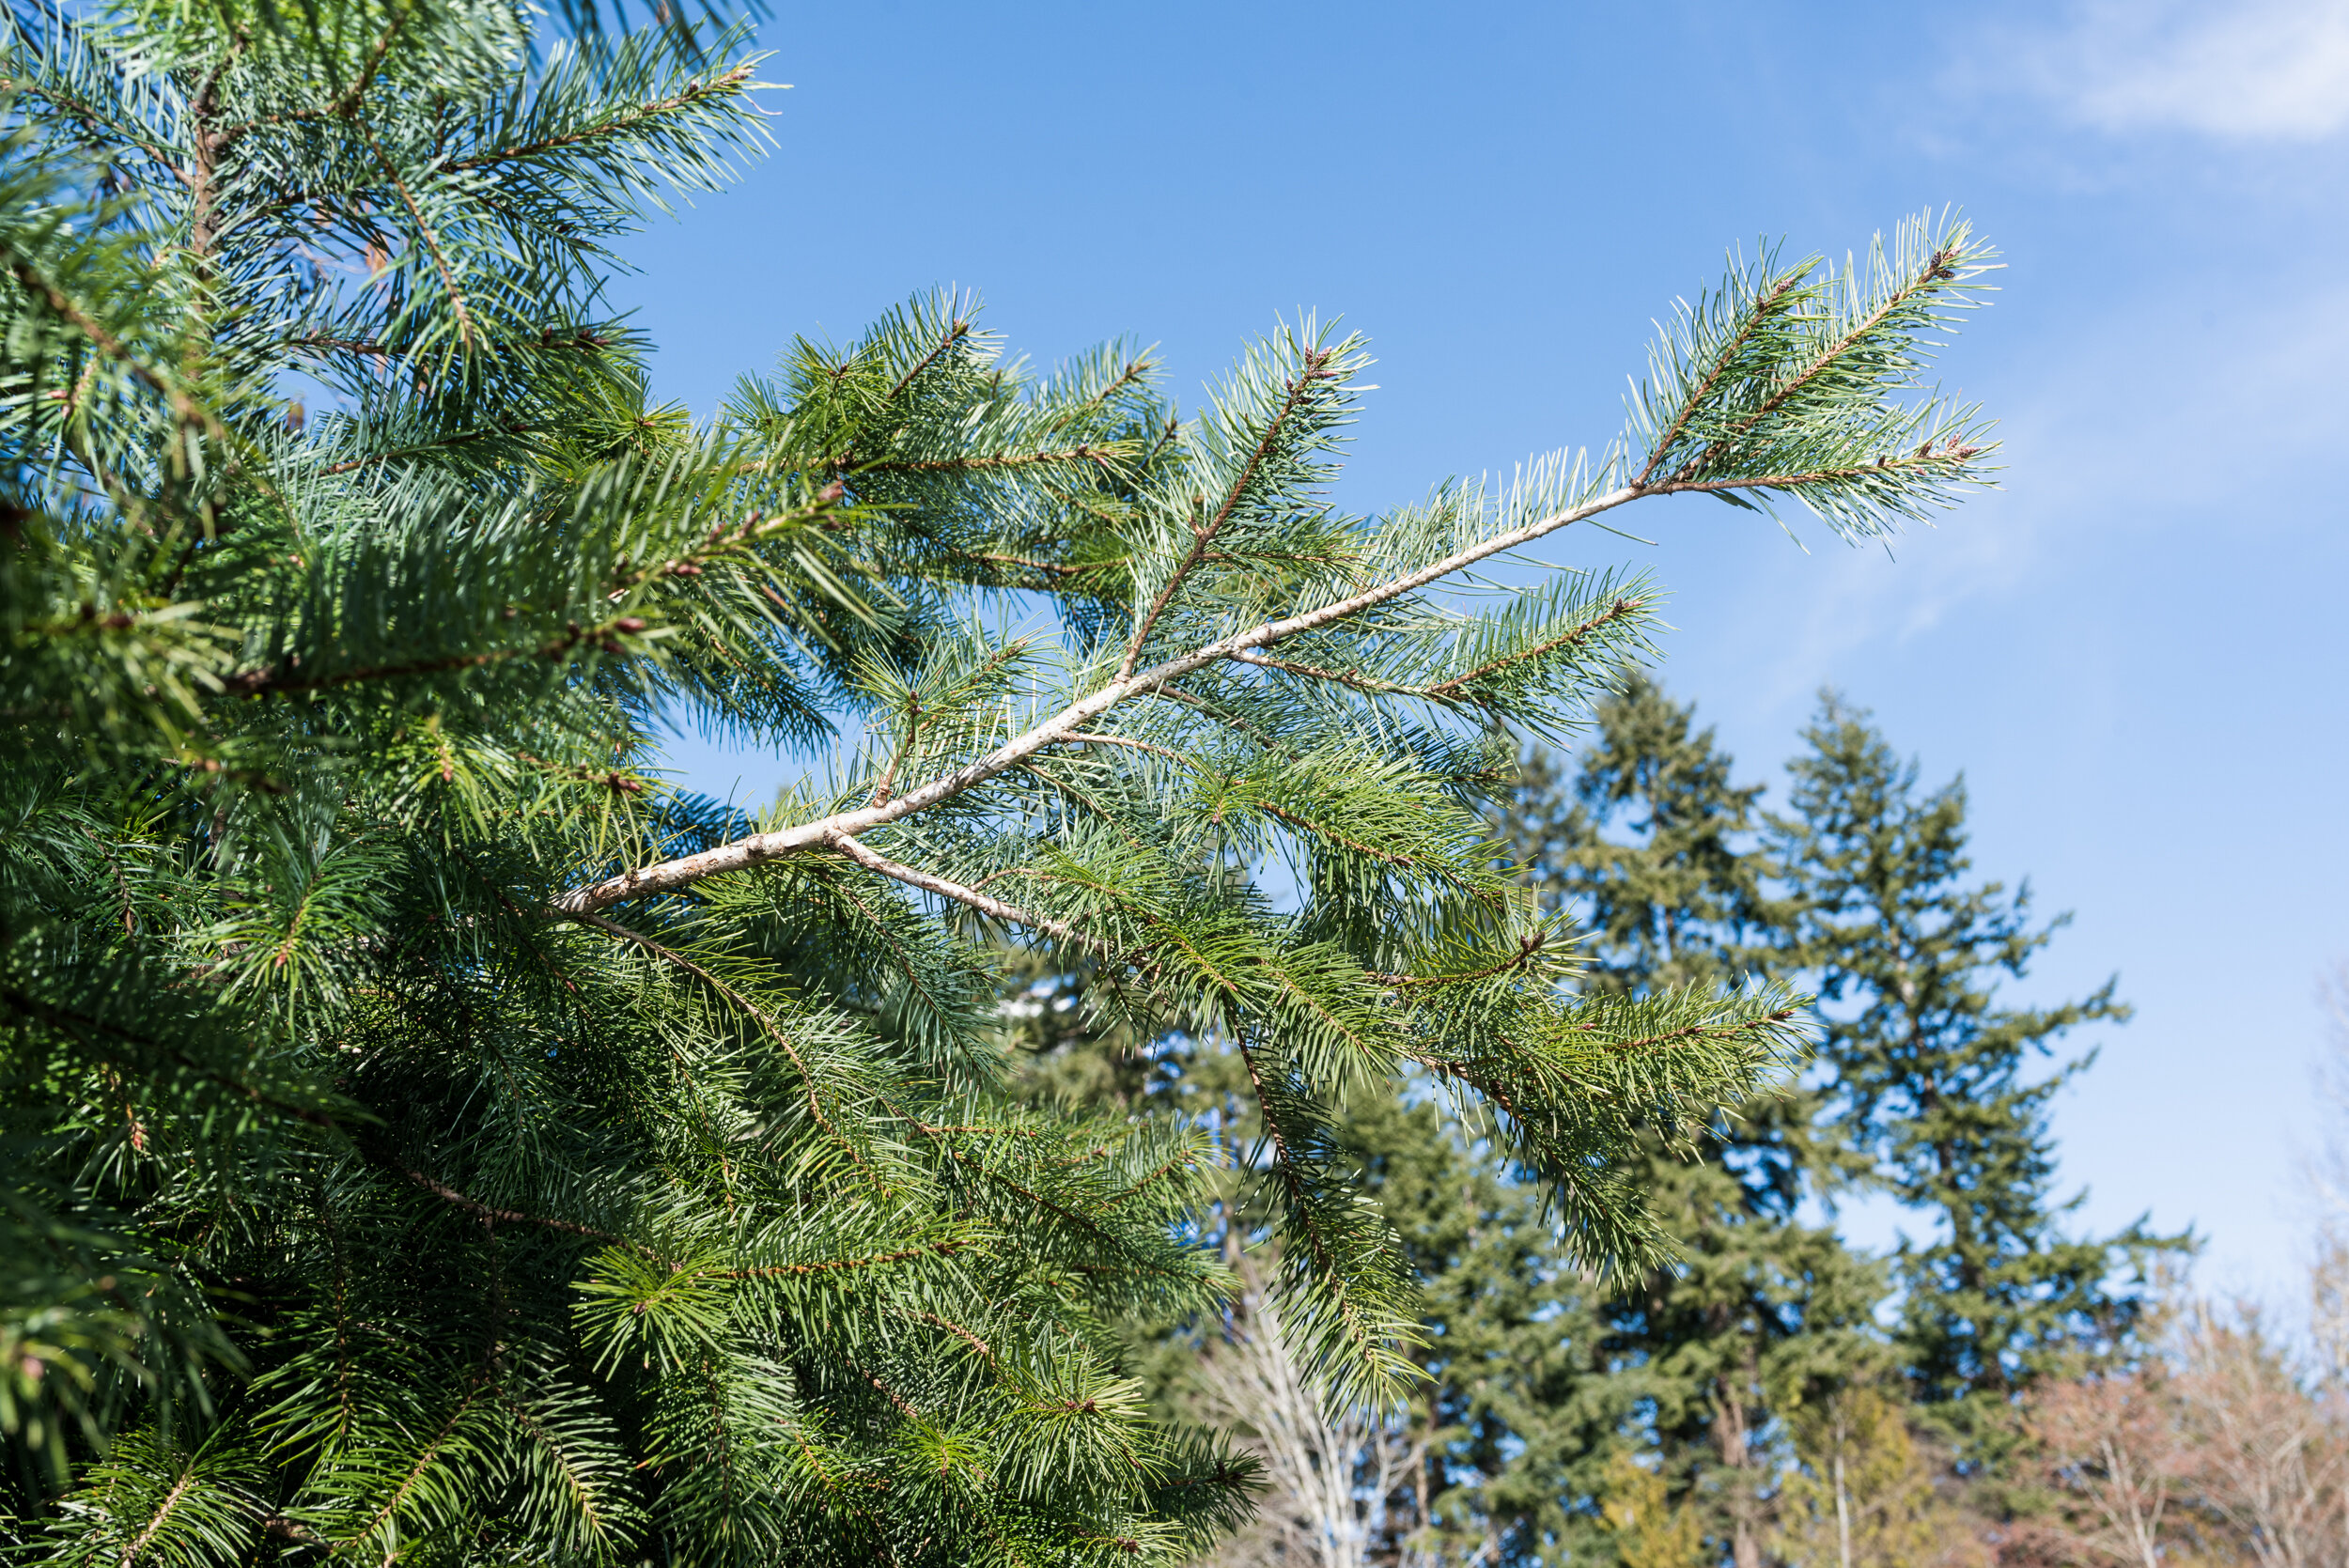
left=2015, top=0, right=2349, bottom=140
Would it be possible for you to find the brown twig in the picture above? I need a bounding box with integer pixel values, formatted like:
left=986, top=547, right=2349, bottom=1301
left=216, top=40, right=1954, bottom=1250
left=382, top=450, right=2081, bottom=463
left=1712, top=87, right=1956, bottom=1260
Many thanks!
left=1118, top=352, right=1326, bottom=680
left=1677, top=247, right=1970, bottom=478
left=397, top=1168, right=615, bottom=1240
left=1424, top=596, right=1650, bottom=696
left=359, top=122, right=477, bottom=350
left=443, top=66, right=759, bottom=172
left=1052, top=731, right=1189, bottom=763
left=210, top=0, right=414, bottom=148
left=1633, top=267, right=1809, bottom=487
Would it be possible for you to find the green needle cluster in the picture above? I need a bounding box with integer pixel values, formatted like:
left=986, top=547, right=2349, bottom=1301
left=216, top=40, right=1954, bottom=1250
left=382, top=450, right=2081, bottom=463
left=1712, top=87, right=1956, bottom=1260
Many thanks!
left=0, top=0, right=2005, bottom=1558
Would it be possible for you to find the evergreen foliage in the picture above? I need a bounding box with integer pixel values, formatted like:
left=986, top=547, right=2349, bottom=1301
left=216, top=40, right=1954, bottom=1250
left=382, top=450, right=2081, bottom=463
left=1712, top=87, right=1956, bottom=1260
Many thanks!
left=1495, top=681, right=1884, bottom=1568
left=1497, top=679, right=1776, bottom=997
left=1491, top=683, right=2181, bottom=1560
left=1343, top=1093, right=1619, bottom=1565
left=1773, top=700, right=2188, bottom=1428
left=0, top=0, right=2009, bottom=1554
left=1011, top=993, right=1633, bottom=1567
left=1015, top=688, right=2174, bottom=1568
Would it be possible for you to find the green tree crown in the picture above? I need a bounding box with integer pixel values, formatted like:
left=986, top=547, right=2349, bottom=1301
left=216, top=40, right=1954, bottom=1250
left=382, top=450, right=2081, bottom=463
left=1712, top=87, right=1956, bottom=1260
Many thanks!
left=0, top=0, right=2004, bottom=1556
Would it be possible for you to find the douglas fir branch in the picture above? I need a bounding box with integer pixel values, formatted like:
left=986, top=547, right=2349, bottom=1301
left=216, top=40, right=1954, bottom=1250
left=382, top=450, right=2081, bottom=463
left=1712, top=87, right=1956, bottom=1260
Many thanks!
left=0, top=0, right=2004, bottom=1560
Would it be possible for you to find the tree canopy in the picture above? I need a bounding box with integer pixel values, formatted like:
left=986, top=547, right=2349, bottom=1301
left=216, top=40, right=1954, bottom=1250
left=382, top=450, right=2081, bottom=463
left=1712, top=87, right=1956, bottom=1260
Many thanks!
left=1151, top=687, right=2180, bottom=1567
left=0, top=0, right=2006, bottom=1558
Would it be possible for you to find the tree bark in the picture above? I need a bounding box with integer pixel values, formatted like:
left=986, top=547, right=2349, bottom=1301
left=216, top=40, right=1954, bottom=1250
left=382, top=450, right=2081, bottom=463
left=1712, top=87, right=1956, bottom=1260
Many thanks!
left=1713, top=1352, right=1766, bottom=1568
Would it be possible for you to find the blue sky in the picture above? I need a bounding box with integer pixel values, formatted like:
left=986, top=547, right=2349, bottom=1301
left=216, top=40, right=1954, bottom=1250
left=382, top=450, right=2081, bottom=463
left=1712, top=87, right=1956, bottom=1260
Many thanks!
left=609, top=0, right=2349, bottom=1308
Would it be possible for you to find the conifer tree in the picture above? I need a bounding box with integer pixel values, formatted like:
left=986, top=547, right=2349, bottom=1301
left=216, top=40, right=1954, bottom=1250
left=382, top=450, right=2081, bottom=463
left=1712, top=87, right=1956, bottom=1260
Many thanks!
left=1773, top=698, right=2183, bottom=1435
left=1498, top=680, right=1884, bottom=1568
left=1341, top=1093, right=1623, bottom=1566
left=1596, top=1448, right=1708, bottom=1568
left=0, top=0, right=2009, bottom=1551
left=1010, top=967, right=1638, bottom=1567
left=1498, top=677, right=1775, bottom=997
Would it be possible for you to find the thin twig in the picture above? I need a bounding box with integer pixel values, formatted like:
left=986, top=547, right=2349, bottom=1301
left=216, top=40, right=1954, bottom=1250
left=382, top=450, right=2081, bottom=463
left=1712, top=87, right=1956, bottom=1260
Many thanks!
left=1633, top=267, right=1807, bottom=487
left=442, top=66, right=758, bottom=172
left=1682, top=245, right=1969, bottom=475
left=1118, top=355, right=1320, bottom=680
left=359, top=123, right=477, bottom=350
left=397, top=1168, right=615, bottom=1240
left=821, top=831, right=1096, bottom=950
left=1424, top=596, right=1648, bottom=696
left=210, top=0, right=413, bottom=147
left=1052, top=731, right=1189, bottom=762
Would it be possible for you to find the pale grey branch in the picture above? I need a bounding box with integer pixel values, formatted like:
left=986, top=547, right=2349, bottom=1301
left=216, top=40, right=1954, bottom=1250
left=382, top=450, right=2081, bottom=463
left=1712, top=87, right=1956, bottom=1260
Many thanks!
left=556, top=479, right=1653, bottom=913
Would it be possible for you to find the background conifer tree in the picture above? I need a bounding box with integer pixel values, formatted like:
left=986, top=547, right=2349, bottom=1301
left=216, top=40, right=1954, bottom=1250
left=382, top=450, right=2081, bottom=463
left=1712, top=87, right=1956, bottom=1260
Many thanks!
left=1008, top=970, right=1635, bottom=1566
left=1498, top=680, right=1885, bottom=1568
left=1772, top=698, right=2186, bottom=1449
left=1497, top=677, right=1775, bottom=996
left=1019, top=684, right=2183, bottom=1568
left=1341, top=1094, right=1621, bottom=1565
